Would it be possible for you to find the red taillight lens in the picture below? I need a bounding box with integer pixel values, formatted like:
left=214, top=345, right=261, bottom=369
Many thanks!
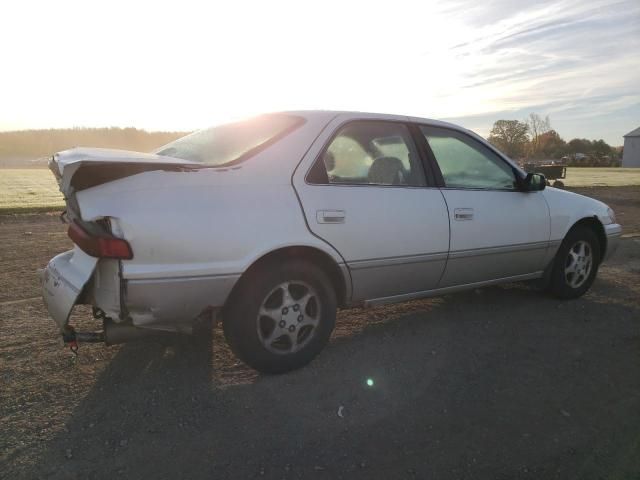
left=68, top=222, right=133, bottom=260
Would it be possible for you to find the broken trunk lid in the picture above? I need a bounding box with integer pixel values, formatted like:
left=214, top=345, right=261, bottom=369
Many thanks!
left=50, top=147, right=201, bottom=195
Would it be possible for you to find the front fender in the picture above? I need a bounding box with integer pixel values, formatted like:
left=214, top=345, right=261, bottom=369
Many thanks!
left=542, top=187, right=611, bottom=241
left=542, top=187, right=621, bottom=264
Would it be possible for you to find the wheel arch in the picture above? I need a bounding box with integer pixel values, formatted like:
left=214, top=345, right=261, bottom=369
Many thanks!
left=227, top=246, right=350, bottom=309
left=568, top=216, right=607, bottom=262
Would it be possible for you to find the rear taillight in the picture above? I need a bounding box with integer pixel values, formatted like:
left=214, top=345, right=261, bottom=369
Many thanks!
left=68, top=221, right=133, bottom=260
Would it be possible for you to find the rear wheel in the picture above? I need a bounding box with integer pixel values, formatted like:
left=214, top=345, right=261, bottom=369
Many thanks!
left=223, top=260, right=336, bottom=373
left=548, top=226, right=600, bottom=299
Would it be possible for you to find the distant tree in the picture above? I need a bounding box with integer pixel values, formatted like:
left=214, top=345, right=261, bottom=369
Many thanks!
left=526, top=113, right=552, bottom=158
left=482, top=114, right=619, bottom=167
left=487, top=119, right=529, bottom=158
left=0, top=127, right=189, bottom=166
left=567, top=138, right=592, bottom=155
left=592, top=139, right=613, bottom=158
left=538, top=130, right=567, bottom=159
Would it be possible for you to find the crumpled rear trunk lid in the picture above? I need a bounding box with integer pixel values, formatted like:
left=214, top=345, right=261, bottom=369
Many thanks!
left=50, top=147, right=200, bottom=197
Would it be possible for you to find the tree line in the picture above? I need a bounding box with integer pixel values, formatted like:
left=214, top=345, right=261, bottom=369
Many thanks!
left=487, top=114, right=620, bottom=166
left=0, top=127, right=188, bottom=167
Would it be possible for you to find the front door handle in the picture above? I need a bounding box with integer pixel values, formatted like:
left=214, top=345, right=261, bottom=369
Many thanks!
left=454, top=208, right=474, bottom=221
left=317, top=210, right=346, bottom=224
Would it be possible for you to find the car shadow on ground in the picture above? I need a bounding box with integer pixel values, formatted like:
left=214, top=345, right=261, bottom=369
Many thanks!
left=24, top=274, right=640, bottom=480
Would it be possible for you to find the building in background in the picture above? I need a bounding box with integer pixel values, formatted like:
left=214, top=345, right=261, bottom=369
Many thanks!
left=623, top=127, right=640, bottom=167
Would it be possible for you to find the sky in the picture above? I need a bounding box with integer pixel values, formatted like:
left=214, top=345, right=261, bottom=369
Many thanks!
left=1, top=0, right=638, bottom=145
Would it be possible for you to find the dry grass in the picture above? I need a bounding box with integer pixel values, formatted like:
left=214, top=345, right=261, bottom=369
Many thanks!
left=0, top=169, right=64, bottom=213
left=563, top=168, right=640, bottom=187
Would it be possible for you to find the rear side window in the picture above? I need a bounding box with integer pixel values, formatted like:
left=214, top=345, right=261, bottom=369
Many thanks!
left=307, top=121, right=425, bottom=186
left=156, top=114, right=304, bottom=166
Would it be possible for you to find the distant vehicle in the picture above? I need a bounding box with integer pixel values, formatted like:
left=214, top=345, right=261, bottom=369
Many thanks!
left=523, top=161, right=567, bottom=188
left=41, top=112, right=622, bottom=373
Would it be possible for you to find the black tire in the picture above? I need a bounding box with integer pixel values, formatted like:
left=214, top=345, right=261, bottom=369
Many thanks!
left=223, top=260, right=336, bottom=374
left=548, top=226, right=600, bottom=299
left=552, top=180, right=565, bottom=189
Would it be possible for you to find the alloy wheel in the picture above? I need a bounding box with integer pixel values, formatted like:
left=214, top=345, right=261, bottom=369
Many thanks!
left=256, top=281, right=321, bottom=354
left=564, top=240, right=593, bottom=289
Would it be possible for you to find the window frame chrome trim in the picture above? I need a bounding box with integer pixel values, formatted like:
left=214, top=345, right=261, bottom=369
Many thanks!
left=413, top=123, right=529, bottom=192
left=304, top=118, right=434, bottom=188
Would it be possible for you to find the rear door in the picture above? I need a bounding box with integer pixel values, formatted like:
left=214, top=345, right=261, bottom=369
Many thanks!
left=417, top=125, right=550, bottom=287
left=293, top=117, right=450, bottom=302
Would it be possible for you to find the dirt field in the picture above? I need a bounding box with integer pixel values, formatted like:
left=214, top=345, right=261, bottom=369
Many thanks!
left=1, top=186, right=639, bottom=479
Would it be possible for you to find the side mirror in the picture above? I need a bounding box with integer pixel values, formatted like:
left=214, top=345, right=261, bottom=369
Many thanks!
left=521, top=172, right=546, bottom=191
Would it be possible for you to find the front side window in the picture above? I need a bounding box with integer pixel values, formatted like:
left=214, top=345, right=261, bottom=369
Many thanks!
left=156, top=114, right=303, bottom=166
left=420, top=126, right=516, bottom=190
left=308, top=121, right=425, bottom=186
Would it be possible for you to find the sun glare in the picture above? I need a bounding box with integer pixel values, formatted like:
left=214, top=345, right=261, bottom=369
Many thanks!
left=0, top=0, right=471, bottom=131
left=0, top=0, right=637, bottom=143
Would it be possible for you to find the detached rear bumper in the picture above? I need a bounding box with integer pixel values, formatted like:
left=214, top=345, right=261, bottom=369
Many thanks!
left=604, top=223, right=622, bottom=261
left=41, top=249, right=98, bottom=330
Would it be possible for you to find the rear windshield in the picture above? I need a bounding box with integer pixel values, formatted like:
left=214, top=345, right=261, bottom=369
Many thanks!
left=155, top=114, right=304, bottom=166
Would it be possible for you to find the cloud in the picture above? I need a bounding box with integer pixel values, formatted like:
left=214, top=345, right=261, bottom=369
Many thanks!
left=0, top=0, right=637, bottom=144
left=438, top=0, right=640, bottom=142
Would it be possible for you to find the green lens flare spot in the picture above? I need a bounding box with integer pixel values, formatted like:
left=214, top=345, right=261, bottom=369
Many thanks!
left=366, top=378, right=374, bottom=387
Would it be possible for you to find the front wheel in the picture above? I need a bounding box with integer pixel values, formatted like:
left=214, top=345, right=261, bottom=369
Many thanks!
left=547, top=226, right=600, bottom=299
left=223, top=260, right=336, bottom=373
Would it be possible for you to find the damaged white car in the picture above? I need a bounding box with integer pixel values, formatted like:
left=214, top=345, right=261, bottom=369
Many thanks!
left=42, top=111, right=622, bottom=373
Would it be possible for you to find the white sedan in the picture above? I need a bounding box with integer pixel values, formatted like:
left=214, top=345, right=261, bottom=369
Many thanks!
left=42, top=111, right=622, bottom=373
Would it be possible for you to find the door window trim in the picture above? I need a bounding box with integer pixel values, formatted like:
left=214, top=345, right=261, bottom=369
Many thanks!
left=409, top=123, right=443, bottom=187
left=304, top=119, right=436, bottom=189
left=413, top=123, right=527, bottom=192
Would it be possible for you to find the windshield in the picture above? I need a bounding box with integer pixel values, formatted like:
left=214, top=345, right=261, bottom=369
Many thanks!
left=155, top=114, right=304, bottom=166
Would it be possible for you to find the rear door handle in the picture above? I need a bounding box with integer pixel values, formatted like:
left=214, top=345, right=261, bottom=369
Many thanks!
left=317, top=210, right=346, bottom=224
left=454, top=208, right=474, bottom=221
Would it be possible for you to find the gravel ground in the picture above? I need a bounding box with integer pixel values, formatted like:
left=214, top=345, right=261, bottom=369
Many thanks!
left=1, top=186, right=639, bottom=479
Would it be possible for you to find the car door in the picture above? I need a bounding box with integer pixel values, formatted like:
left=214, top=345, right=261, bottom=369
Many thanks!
left=293, top=117, right=450, bottom=302
left=417, top=125, right=551, bottom=287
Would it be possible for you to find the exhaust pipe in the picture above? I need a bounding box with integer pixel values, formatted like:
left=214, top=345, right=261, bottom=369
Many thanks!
left=62, top=319, right=173, bottom=348
left=103, top=319, right=170, bottom=345
left=75, top=331, right=105, bottom=343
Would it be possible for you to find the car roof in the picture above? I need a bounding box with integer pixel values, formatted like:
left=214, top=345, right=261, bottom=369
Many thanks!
left=280, top=109, right=465, bottom=131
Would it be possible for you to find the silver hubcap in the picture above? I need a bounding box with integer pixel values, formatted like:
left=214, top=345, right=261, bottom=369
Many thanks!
left=564, top=240, right=593, bottom=289
left=257, top=281, right=321, bottom=354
